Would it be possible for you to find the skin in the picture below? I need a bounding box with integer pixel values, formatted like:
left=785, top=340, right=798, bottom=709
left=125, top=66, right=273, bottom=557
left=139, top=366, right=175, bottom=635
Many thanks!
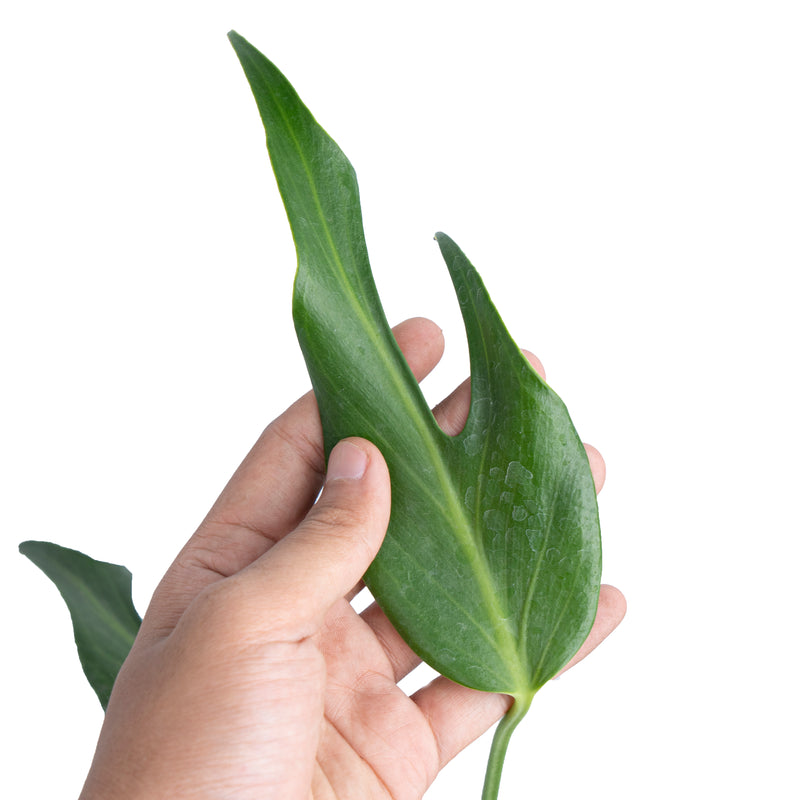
left=79, top=317, right=626, bottom=800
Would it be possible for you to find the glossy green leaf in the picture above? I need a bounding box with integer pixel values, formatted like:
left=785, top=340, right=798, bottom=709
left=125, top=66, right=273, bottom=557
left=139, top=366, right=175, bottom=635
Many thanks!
left=229, top=31, right=602, bottom=797
left=19, top=540, right=141, bottom=710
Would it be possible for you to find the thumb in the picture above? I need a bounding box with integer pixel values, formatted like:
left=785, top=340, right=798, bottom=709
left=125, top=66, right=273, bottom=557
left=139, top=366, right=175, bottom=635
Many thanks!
left=243, top=437, right=391, bottom=638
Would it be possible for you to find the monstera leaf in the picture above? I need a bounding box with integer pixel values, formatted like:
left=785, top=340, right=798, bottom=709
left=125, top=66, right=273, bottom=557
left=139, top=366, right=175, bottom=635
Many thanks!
left=229, top=31, right=602, bottom=798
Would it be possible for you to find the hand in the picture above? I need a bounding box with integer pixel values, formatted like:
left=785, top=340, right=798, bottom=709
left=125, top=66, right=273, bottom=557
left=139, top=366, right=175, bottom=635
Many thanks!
left=79, top=317, right=626, bottom=800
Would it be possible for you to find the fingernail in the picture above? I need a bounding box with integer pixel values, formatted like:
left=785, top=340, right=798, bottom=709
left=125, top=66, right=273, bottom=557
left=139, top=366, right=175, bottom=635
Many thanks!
left=326, top=441, right=368, bottom=482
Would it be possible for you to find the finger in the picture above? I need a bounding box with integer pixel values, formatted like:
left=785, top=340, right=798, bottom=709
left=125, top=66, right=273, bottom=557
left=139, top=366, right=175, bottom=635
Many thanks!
left=521, top=349, right=547, bottom=380
left=584, top=443, right=606, bottom=493
left=557, top=583, right=626, bottom=675
left=231, top=438, right=392, bottom=641
left=360, top=601, right=423, bottom=681
left=142, top=318, right=443, bottom=637
left=414, top=677, right=512, bottom=770
left=413, top=583, right=626, bottom=768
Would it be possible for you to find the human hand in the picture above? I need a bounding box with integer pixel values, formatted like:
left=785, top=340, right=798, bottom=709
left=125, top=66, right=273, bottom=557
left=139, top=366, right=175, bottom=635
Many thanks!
left=79, top=317, right=626, bottom=800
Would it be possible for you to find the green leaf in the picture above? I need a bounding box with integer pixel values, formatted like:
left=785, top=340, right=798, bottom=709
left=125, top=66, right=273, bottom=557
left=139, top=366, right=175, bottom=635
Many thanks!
left=19, top=540, right=141, bottom=710
left=228, top=31, right=601, bottom=797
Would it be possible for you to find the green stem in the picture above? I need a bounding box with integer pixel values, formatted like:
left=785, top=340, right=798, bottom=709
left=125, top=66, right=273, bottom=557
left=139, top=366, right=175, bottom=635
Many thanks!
left=481, top=692, right=535, bottom=800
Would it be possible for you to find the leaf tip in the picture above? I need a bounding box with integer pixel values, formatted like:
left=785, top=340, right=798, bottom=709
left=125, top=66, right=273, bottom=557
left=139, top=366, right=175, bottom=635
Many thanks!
left=19, top=539, right=43, bottom=559
left=227, top=29, right=252, bottom=59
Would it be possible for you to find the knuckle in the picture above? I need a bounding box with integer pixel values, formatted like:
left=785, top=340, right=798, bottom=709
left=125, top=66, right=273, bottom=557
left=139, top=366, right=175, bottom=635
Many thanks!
left=266, top=411, right=326, bottom=479
left=300, top=501, right=378, bottom=562
left=304, top=499, right=368, bottom=537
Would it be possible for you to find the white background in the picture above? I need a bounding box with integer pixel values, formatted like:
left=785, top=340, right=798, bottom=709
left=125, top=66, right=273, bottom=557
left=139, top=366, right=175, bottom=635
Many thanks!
left=3, top=1, right=798, bottom=797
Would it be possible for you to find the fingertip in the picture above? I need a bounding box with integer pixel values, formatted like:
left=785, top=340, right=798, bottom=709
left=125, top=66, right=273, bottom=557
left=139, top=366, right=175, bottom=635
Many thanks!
left=392, top=317, right=445, bottom=381
left=403, top=315, right=444, bottom=343
left=584, top=443, right=606, bottom=493
left=326, top=440, right=368, bottom=482
left=557, top=584, right=627, bottom=676
left=328, top=436, right=389, bottom=484
left=599, top=583, right=627, bottom=625
left=521, top=349, right=546, bottom=380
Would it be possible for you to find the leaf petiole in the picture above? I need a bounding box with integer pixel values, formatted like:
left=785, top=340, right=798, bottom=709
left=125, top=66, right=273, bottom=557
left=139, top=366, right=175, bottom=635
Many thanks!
left=482, top=692, right=535, bottom=800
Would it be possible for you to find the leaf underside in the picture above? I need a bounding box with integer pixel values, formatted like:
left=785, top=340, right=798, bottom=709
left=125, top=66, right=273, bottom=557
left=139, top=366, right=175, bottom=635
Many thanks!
left=230, top=30, right=602, bottom=797
left=19, top=540, right=141, bottom=710
left=228, top=30, right=601, bottom=699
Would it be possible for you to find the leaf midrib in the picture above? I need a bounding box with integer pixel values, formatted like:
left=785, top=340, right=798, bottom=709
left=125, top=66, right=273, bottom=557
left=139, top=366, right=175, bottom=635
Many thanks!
left=454, top=263, right=531, bottom=685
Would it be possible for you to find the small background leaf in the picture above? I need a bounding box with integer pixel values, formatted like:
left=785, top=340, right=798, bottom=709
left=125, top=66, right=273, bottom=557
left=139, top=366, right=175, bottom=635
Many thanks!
left=19, top=540, right=141, bottom=710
